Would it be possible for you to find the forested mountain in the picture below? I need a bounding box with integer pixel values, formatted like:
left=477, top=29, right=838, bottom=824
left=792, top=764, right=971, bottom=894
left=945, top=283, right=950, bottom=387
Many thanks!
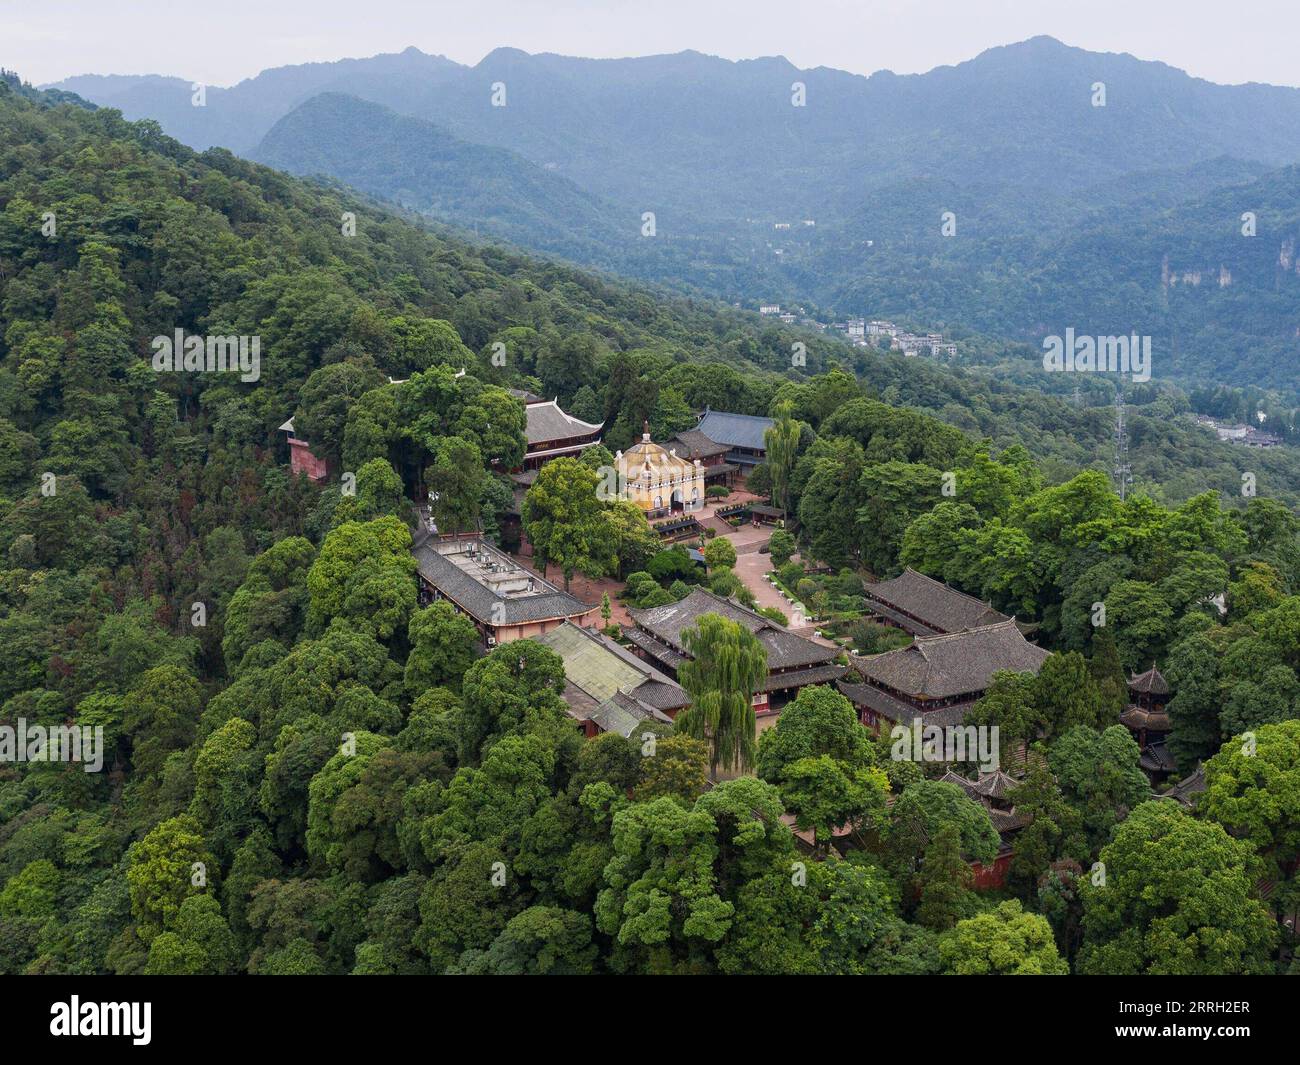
left=812, top=164, right=1300, bottom=393
left=253, top=93, right=628, bottom=261
left=50, top=37, right=1300, bottom=220
left=49, top=38, right=1300, bottom=393
left=50, top=47, right=464, bottom=157
left=1, top=73, right=1297, bottom=977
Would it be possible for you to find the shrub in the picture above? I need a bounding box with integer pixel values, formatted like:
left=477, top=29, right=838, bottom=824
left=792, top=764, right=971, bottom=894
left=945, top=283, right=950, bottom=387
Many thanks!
left=703, top=537, right=737, bottom=571
left=647, top=547, right=698, bottom=585
left=624, top=571, right=656, bottom=598
left=707, top=568, right=757, bottom=610
left=849, top=619, right=913, bottom=655
left=637, top=585, right=677, bottom=608
left=746, top=464, right=772, bottom=496
left=777, top=561, right=804, bottom=589
left=831, top=568, right=864, bottom=597
left=768, top=529, right=796, bottom=567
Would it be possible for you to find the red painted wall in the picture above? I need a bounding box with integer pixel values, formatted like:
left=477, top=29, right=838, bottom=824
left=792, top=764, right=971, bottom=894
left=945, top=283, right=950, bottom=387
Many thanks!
left=289, top=438, right=328, bottom=482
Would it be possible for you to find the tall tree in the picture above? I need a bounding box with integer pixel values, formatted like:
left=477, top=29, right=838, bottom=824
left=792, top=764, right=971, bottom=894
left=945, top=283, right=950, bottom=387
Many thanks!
left=521, top=457, right=611, bottom=590
left=1200, top=720, right=1300, bottom=880
left=764, top=401, right=801, bottom=521
left=676, top=613, right=767, bottom=780
left=914, top=823, right=976, bottom=930
left=939, top=900, right=1068, bottom=975
left=425, top=436, right=487, bottom=534
left=1077, top=801, right=1275, bottom=975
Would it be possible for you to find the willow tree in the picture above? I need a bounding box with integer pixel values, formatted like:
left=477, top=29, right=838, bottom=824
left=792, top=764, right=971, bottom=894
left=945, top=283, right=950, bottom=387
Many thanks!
left=676, top=613, right=767, bottom=780
left=764, top=401, right=801, bottom=523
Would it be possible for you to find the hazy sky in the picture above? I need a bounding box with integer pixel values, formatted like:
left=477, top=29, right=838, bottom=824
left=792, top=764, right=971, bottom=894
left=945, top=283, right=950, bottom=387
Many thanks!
left=6, top=0, right=1299, bottom=88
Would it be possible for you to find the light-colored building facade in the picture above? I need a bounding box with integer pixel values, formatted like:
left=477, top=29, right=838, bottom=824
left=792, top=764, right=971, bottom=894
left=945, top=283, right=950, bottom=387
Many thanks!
left=616, top=426, right=705, bottom=520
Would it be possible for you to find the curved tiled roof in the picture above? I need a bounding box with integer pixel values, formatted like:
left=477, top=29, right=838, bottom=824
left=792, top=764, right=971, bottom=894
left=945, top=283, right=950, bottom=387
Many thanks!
left=865, top=568, right=1009, bottom=634
left=524, top=399, right=603, bottom=445
left=1140, top=742, right=1178, bottom=774
left=695, top=409, right=774, bottom=451
left=630, top=587, right=837, bottom=670
left=1128, top=665, right=1169, bottom=695
left=588, top=690, right=674, bottom=738
left=1120, top=705, right=1171, bottom=732
left=850, top=620, right=1051, bottom=701
left=938, top=771, right=1029, bottom=833
left=1163, top=764, right=1206, bottom=808
left=667, top=429, right=729, bottom=459
left=836, top=680, right=973, bottom=727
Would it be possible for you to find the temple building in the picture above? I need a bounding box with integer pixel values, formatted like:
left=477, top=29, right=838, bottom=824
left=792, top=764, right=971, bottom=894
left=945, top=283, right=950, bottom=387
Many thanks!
left=938, top=769, right=1029, bottom=889
left=516, top=397, right=604, bottom=481
left=626, top=588, right=844, bottom=716
left=693, top=409, right=774, bottom=470
left=411, top=532, right=598, bottom=646
left=277, top=418, right=329, bottom=483
left=863, top=567, right=1010, bottom=637
left=1121, top=665, right=1176, bottom=782
left=664, top=429, right=739, bottom=489
left=536, top=622, right=688, bottom=737
left=838, top=620, right=1051, bottom=733
left=507, top=396, right=604, bottom=543
left=616, top=423, right=705, bottom=519
left=1162, top=764, right=1206, bottom=809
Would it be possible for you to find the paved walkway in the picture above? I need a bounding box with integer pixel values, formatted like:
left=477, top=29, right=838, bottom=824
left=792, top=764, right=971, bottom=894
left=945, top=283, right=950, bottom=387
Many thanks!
left=732, top=546, right=784, bottom=612
left=729, top=542, right=841, bottom=649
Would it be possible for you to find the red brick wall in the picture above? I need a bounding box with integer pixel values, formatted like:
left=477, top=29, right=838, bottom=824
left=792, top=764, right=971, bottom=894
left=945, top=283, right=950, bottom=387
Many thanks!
left=969, top=851, right=1012, bottom=890
left=289, top=438, right=328, bottom=482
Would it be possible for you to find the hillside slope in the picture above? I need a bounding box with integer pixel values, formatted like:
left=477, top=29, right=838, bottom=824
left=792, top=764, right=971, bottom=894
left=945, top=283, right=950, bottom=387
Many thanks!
left=252, top=92, right=628, bottom=261
left=47, top=39, right=1300, bottom=391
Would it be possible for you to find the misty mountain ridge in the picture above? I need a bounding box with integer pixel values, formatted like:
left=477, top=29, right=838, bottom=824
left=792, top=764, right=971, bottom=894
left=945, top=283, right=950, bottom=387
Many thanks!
left=47, top=36, right=1300, bottom=393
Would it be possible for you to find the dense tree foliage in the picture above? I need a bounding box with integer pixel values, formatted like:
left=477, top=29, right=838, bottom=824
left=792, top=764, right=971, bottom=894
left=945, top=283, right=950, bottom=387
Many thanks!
left=1, top=78, right=1295, bottom=978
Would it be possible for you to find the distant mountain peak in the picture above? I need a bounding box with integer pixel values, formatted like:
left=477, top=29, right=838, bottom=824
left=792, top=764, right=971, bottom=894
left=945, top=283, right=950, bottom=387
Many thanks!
left=476, top=46, right=532, bottom=66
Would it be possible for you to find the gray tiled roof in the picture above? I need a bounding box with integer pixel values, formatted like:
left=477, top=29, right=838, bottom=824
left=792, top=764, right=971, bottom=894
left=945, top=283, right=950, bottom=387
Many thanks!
left=560, top=680, right=602, bottom=721
left=862, top=600, right=941, bottom=637
left=588, top=691, right=673, bottom=738
left=622, top=627, right=687, bottom=668
left=760, top=664, right=846, bottom=692
left=695, top=410, right=774, bottom=452
left=630, top=587, right=837, bottom=670
left=836, top=679, right=974, bottom=727
left=412, top=539, right=593, bottom=626
left=1128, top=665, right=1170, bottom=695
left=850, top=620, right=1051, bottom=701
left=525, top=399, right=603, bottom=446
left=1163, top=764, right=1206, bottom=808
left=667, top=429, right=729, bottom=459
left=865, top=568, right=1009, bottom=634
left=940, top=769, right=1021, bottom=801
left=1140, top=742, right=1178, bottom=774
left=633, top=680, right=691, bottom=711
left=536, top=622, right=688, bottom=712
left=938, top=772, right=1029, bottom=833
